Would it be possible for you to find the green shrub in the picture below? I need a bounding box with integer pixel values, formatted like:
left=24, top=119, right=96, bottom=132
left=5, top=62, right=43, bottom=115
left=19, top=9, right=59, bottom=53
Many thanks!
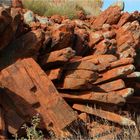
left=15, top=114, right=44, bottom=140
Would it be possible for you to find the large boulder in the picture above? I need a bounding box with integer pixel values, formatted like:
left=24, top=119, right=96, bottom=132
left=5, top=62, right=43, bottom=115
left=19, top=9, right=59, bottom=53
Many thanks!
left=93, top=6, right=122, bottom=29
left=0, top=29, right=45, bottom=70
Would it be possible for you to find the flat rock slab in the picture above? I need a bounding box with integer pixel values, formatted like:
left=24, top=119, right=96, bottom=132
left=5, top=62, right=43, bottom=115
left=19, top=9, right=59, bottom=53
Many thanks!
left=97, top=79, right=125, bottom=92
left=82, top=54, right=117, bottom=64
left=59, top=77, right=93, bottom=90
left=94, top=64, right=135, bottom=84
left=65, top=70, right=98, bottom=82
left=40, top=47, right=75, bottom=68
left=61, top=91, right=125, bottom=105
left=73, top=104, right=135, bottom=126
left=64, top=61, right=99, bottom=71
left=111, top=88, right=134, bottom=98
left=110, top=58, right=134, bottom=68
left=0, top=58, right=77, bottom=135
left=46, top=68, right=63, bottom=81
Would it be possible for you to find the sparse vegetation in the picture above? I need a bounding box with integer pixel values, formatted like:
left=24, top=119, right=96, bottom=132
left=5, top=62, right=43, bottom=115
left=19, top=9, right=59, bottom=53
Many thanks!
left=15, top=114, right=44, bottom=140
left=22, top=0, right=103, bottom=18
left=14, top=112, right=140, bottom=140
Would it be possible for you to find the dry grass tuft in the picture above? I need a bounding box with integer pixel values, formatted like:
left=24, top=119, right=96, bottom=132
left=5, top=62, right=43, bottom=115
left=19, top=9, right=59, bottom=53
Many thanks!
left=22, top=0, right=103, bottom=18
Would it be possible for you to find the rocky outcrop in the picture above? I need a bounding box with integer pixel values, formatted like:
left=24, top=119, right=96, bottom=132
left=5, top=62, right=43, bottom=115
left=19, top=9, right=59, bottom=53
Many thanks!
left=0, top=3, right=140, bottom=139
left=93, top=6, right=122, bottom=29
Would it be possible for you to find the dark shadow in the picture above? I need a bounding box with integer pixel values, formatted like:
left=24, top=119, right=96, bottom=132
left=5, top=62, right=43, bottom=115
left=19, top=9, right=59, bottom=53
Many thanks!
left=72, top=33, right=90, bottom=56
left=0, top=31, right=39, bottom=70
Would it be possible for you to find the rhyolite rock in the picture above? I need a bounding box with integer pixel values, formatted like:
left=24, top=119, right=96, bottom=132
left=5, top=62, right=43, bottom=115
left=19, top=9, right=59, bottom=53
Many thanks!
left=93, top=6, right=122, bottom=29
left=88, top=31, right=104, bottom=48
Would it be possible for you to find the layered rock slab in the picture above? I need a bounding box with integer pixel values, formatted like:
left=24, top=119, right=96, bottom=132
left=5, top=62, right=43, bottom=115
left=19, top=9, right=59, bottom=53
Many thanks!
left=0, top=58, right=77, bottom=136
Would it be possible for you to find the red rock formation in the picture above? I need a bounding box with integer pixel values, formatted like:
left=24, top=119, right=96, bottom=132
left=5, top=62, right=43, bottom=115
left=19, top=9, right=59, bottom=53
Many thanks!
left=0, top=4, right=140, bottom=139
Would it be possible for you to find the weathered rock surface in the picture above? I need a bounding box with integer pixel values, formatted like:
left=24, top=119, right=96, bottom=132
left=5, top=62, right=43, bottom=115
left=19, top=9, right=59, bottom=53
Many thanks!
left=93, top=6, right=122, bottom=29
left=0, top=58, right=77, bottom=136
left=0, top=29, right=45, bottom=70
left=117, top=12, right=132, bottom=27
left=46, top=68, right=63, bottom=81
left=61, top=92, right=125, bottom=105
left=89, top=31, right=104, bottom=48
left=39, top=47, right=75, bottom=68
left=94, top=64, right=135, bottom=84
left=73, top=104, right=135, bottom=126
left=97, top=79, right=125, bottom=92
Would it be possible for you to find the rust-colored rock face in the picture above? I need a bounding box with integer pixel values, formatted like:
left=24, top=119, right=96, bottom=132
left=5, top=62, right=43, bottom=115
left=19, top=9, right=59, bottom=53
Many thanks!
left=94, top=64, right=135, bottom=84
left=0, top=29, right=45, bottom=70
left=40, top=47, right=75, bottom=68
left=97, top=79, right=125, bottom=92
left=117, top=12, right=132, bottom=27
left=46, top=68, right=62, bottom=80
left=0, top=3, right=140, bottom=139
left=92, top=39, right=111, bottom=55
left=103, top=30, right=116, bottom=39
left=0, top=58, right=77, bottom=136
left=93, top=6, right=122, bottom=29
left=116, top=21, right=140, bottom=52
left=89, top=31, right=104, bottom=48
left=61, top=92, right=125, bottom=105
